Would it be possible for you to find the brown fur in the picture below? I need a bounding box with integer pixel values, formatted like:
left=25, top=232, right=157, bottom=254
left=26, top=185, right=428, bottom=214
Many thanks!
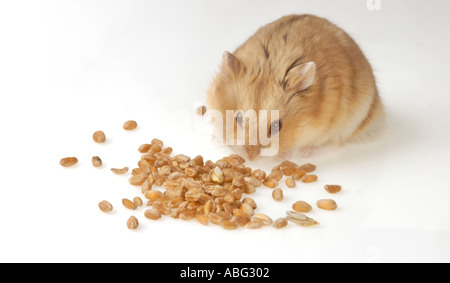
left=207, top=14, right=385, bottom=160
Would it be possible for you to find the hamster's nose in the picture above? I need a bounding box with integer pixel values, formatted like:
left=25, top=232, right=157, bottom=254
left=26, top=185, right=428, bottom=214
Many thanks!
left=245, top=146, right=260, bottom=161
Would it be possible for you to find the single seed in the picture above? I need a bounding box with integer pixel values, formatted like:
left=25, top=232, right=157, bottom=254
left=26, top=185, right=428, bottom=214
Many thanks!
left=92, top=156, right=102, bottom=167
left=286, top=211, right=319, bottom=226
left=240, top=203, right=254, bottom=217
left=214, top=200, right=225, bottom=212
left=230, top=188, right=243, bottom=201
left=280, top=166, right=296, bottom=176
left=252, top=214, right=273, bottom=226
left=153, top=202, right=171, bottom=215
left=185, top=188, right=202, bottom=202
left=133, top=197, right=143, bottom=207
left=231, top=200, right=242, bottom=210
left=178, top=201, right=189, bottom=210
left=149, top=144, right=162, bottom=154
left=272, top=188, right=283, bottom=201
left=217, top=211, right=232, bottom=221
left=317, top=199, right=338, bottom=210
left=111, top=167, right=129, bottom=174
left=127, top=216, right=139, bottom=230
left=195, top=214, right=209, bottom=226
left=179, top=210, right=196, bottom=220
left=222, top=220, right=238, bottom=230
left=129, top=175, right=146, bottom=186
left=279, top=160, right=299, bottom=169
left=191, top=155, right=204, bottom=167
left=233, top=208, right=247, bottom=217
left=324, top=185, right=342, bottom=194
left=234, top=215, right=251, bottom=226
left=177, top=161, right=188, bottom=169
left=168, top=171, right=185, bottom=180
left=163, top=188, right=179, bottom=200
left=187, top=202, right=200, bottom=211
left=262, top=178, right=278, bottom=188
left=173, top=154, right=191, bottom=163
left=167, top=196, right=185, bottom=208
left=138, top=143, right=151, bottom=153
left=298, top=163, right=316, bottom=173
left=123, top=120, right=138, bottom=130
left=154, top=174, right=165, bottom=186
left=211, top=187, right=229, bottom=197
left=215, top=159, right=227, bottom=169
left=246, top=220, right=263, bottom=229
left=251, top=169, right=266, bottom=181
left=141, top=180, right=152, bottom=193
left=232, top=175, right=245, bottom=187
left=222, top=192, right=233, bottom=204
left=185, top=167, right=197, bottom=177
left=199, top=193, right=211, bottom=204
left=222, top=202, right=233, bottom=214
left=244, top=176, right=262, bottom=187
left=196, top=105, right=207, bottom=116
left=301, top=174, right=318, bottom=183
left=138, top=159, right=151, bottom=172
left=242, top=198, right=257, bottom=209
left=272, top=217, right=288, bottom=229
left=169, top=207, right=182, bottom=219
left=231, top=154, right=246, bottom=164
left=203, top=200, right=215, bottom=215
left=59, top=157, right=78, bottom=167
left=266, top=170, right=283, bottom=181
left=98, top=200, right=113, bottom=213
left=164, top=179, right=181, bottom=189
left=122, top=198, right=137, bottom=210
left=291, top=169, right=306, bottom=181
left=285, top=177, right=296, bottom=188
left=144, top=189, right=162, bottom=201
left=208, top=212, right=224, bottom=225
left=162, top=147, right=173, bottom=155
left=196, top=205, right=205, bottom=215
left=184, top=179, right=202, bottom=190
left=211, top=166, right=224, bottom=184
left=292, top=201, right=312, bottom=213
left=243, top=183, right=256, bottom=194
left=92, top=130, right=106, bottom=143
left=140, top=154, right=156, bottom=165
left=151, top=138, right=164, bottom=147
left=132, top=168, right=144, bottom=176
left=144, top=207, right=161, bottom=220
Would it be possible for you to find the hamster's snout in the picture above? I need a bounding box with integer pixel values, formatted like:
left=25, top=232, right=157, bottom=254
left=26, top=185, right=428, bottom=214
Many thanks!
left=245, top=145, right=261, bottom=161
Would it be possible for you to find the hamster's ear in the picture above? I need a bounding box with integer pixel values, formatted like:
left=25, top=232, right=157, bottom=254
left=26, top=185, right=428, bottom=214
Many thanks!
left=221, top=51, right=245, bottom=80
left=283, top=62, right=315, bottom=94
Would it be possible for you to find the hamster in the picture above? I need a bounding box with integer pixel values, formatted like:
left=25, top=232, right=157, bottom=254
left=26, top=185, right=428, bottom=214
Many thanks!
left=207, top=14, right=386, bottom=160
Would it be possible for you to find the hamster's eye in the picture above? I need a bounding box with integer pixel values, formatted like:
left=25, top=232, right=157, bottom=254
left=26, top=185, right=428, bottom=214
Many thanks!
left=269, top=119, right=282, bottom=136
left=236, top=111, right=243, bottom=126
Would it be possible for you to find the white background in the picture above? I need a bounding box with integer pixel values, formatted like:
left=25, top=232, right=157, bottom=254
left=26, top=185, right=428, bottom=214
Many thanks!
left=1, top=0, right=449, bottom=263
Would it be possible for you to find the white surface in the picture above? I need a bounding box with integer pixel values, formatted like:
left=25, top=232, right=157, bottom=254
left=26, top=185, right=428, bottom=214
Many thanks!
left=1, top=0, right=450, bottom=263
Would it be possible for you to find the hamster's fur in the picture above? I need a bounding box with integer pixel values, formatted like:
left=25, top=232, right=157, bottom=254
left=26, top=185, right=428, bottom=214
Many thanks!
left=207, top=14, right=386, bottom=160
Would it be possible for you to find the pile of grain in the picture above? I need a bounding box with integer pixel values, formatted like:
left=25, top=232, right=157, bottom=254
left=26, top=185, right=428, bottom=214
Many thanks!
left=60, top=118, right=341, bottom=230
